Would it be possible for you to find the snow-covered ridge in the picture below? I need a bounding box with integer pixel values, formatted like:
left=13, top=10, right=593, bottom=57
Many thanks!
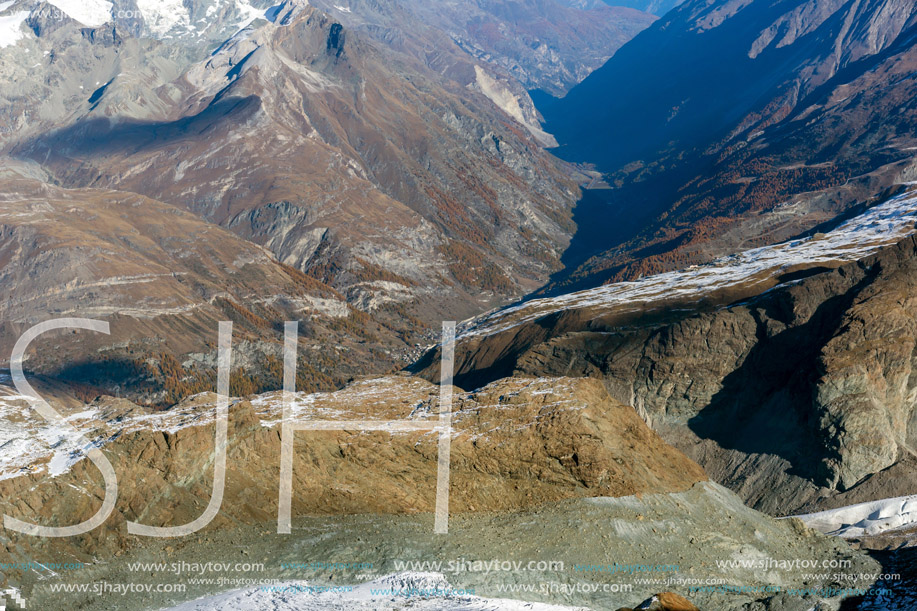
left=794, top=495, right=917, bottom=538
left=457, top=188, right=917, bottom=340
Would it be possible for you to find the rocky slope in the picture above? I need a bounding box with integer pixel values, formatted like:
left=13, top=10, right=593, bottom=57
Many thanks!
left=415, top=187, right=917, bottom=515
left=0, top=164, right=417, bottom=403
left=13, top=482, right=881, bottom=610
left=0, top=374, right=880, bottom=610
left=0, top=375, right=706, bottom=520
left=538, top=0, right=917, bottom=292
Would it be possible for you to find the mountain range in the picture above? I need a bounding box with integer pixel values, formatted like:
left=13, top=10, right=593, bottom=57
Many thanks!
left=2, top=0, right=917, bottom=609
left=1, top=0, right=635, bottom=398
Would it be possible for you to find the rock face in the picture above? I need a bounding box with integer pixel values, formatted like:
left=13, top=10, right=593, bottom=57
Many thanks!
left=537, top=0, right=917, bottom=293
left=417, top=225, right=917, bottom=514
left=26, top=2, right=77, bottom=37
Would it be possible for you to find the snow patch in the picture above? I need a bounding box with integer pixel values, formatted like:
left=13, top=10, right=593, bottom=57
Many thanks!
left=48, top=0, right=112, bottom=26
left=136, top=0, right=189, bottom=36
left=0, top=10, right=29, bottom=48
left=235, top=0, right=281, bottom=30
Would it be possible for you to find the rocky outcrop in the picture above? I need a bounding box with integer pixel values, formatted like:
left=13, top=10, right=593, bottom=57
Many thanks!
left=419, top=233, right=917, bottom=514
left=26, top=2, right=77, bottom=37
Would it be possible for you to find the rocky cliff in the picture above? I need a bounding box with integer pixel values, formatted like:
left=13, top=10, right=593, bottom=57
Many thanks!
left=416, top=191, right=917, bottom=514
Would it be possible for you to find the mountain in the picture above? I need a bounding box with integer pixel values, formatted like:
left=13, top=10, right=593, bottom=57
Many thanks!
left=345, top=0, right=657, bottom=96
left=0, top=163, right=418, bottom=403
left=0, top=1, right=603, bottom=397
left=3, top=0, right=917, bottom=607
left=2, top=0, right=288, bottom=44
left=7, top=3, right=582, bottom=319
left=539, top=0, right=917, bottom=292
left=414, top=186, right=917, bottom=515
left=0, top=0, right=669, bottom=402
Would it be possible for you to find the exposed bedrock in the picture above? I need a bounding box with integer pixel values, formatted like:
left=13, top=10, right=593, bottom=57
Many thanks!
left=420, top=235, right=917, bottom=514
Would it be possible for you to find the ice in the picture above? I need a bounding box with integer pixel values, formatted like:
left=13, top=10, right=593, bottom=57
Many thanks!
left=793, top=494, right=917, bottom=538
left=164, top=571, right=587, bottom=610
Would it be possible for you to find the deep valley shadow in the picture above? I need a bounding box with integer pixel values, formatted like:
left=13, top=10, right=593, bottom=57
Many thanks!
left=687, top=268, right=881, bottom=482
left=15, top=95, right=260, bottom=160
